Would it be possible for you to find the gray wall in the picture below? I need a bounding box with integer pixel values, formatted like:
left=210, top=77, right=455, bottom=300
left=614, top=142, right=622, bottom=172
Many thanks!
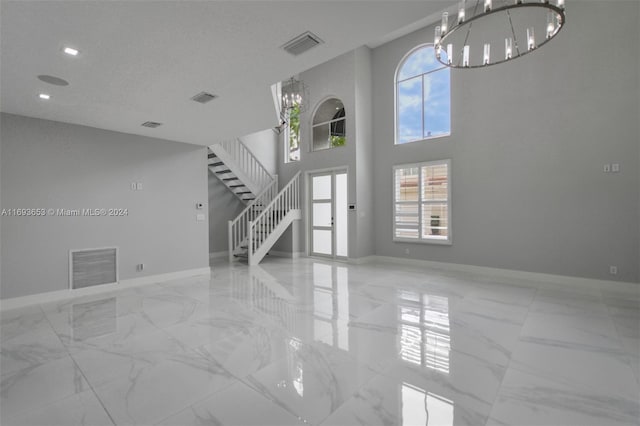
left=1, top=113, right=209, bottom=299
left=275, top=50, right=365, bottom=258
left=371, top=0, right=639, bottom=282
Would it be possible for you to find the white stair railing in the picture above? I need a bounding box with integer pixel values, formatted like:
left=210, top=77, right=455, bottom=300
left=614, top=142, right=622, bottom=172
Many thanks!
left=214, top=138, right=273, bottom=192
left=248, top=171, right=301, bottom=265
left=228, top=176, right=279, bottom=262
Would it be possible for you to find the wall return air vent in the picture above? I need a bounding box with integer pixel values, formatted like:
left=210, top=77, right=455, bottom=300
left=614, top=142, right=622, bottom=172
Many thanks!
left=69, top=247, right=118, bottom=290
left=281, top=31, right=323, bottom=56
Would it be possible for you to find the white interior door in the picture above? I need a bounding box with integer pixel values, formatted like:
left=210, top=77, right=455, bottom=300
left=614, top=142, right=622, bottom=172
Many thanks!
left=310, top=171, right=348, bottom=259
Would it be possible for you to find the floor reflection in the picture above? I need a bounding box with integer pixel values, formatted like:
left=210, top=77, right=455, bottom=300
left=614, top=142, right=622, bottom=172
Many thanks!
left=402, top=383, right=454, bottom=425
left=313, top=263, right=349, bottom=350
left=70, top=297, right=117, bottom=341
left=398, top=291, right=451, bottom=373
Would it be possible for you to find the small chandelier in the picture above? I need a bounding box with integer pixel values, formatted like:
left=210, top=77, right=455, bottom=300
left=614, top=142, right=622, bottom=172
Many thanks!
left=434, top=0, right=566, bottom=68
left=280, top=76, right=307, bottom=113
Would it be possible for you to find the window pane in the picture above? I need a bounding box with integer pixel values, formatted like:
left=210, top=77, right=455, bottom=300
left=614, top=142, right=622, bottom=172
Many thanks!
left=395, top=168, right=419, bottom=201
left=397, top=76, right=423, bottom=144
left=313, top=202, right=332, bottom=227
left=395, top=227, right=419, bottom=239
left=287, top=105, right=300, bottom=162
left=423, top=69, right=451, bottom=138
left=313, top=123, right=331, bottom=151
left=422, top=163, right=448, bottom=201
left=398, top=46, right=442, bottom=81
left=312, top=175, right=331, bottom=200
left=313, top=98, right=344, bottom=125
left=422, top=203, right=448, bottom=239
left=313, top=230, right=332, bottom=255
left=395, top=203, right=418, bottom=226
left=335, top=173, right=348, bottom=258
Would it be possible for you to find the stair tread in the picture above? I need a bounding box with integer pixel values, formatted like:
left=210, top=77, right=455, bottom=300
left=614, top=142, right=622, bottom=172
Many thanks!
left=216, top=170, right=232, bottom=174
left=223, top=178, right=239, bottom=181
left=209, top=162, right=224, bottom=167
left=229, top=184, right=245, bottom=188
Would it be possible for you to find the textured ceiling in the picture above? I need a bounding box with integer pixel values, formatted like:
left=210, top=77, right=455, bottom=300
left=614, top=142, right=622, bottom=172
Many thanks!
left=1, top=1, right=452, bottom=146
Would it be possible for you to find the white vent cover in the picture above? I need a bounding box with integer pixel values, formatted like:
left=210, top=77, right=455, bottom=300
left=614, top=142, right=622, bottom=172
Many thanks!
left=281, top=31, right=323, bottom=56
left=70, top=248, right=118, bottom=289
left=191, top=91, right=218, bottom=104
left=141, top=121, right=162, bottom=128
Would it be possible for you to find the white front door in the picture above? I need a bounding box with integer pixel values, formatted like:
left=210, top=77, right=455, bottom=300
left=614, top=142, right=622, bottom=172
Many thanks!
left=309, top=171, right=348, bottom=259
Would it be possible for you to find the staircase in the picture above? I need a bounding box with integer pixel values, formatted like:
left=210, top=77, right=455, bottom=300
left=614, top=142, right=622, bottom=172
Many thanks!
left=208, top=139, right=273, bottom=203
left=209, top=138, right=301, bottom=266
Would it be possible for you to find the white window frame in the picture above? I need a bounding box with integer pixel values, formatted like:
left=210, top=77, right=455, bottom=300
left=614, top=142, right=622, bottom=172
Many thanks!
left=310, top=97, right=346, bottom=153
left=394, top=43, right=451, bottom=146
left=393, top=159, right=452, bottom=245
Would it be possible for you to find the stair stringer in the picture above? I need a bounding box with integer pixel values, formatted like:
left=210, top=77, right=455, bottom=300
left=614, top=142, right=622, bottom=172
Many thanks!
left=249, top=209, right=301, bottom=266
left=209, top=144, right=262, bottom=197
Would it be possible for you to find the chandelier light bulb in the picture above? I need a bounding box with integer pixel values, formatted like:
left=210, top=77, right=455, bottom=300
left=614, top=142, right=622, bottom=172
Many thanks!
left=484, top=0, right=492, bottom=12
left=441, top=12, right=449, bottom=35
left=557, top=0, right=565, bottom=9
left=447, top=44, right=453, bottom=65
left=546, top=11, right=556, bottom=38
left=436, top=45, right=442, bottom=60
left=463, top=45, right=470, bottom=67
left=505, top=37, right=513, bottom=59
left=458, top=0, right=466, bottom=23
left=434, top=26, right=441, bottom=46
left=527, top=27, right=536, bottom=51
left=483, top=43, right=491, bottom=65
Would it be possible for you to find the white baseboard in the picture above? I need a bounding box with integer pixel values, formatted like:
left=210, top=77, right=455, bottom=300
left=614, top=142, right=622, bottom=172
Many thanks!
left=370, top=256, right=639, bottom=293
left=269, top=251, right=303, bottom=259
left=0, top=267, right=212, bottom=312
left=348, top=256, right=377, bottom=265
left=209, top=251, right=229, bottom=260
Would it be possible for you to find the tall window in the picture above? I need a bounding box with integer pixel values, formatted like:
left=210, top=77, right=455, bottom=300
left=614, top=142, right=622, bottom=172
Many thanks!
left=396, top=45, right=451, bottom=144
left=393, top=159, right=451, bottom=244
left=312, top=98, right=346, bottom=151
left=285, top=105, right=300, bottom=162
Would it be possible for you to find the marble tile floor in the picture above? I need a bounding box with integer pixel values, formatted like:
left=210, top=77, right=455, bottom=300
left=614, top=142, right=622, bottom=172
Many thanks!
left=1, top=257, right=638, bottom=425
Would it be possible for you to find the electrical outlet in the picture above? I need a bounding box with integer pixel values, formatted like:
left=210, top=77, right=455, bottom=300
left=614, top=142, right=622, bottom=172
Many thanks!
left=136, top=263, right=144, bottom=272
left=131, top=182, right=137, bottom=190
left=609, top=266, right=618, bottom=275
left=612, top=163, right=620, bottom=173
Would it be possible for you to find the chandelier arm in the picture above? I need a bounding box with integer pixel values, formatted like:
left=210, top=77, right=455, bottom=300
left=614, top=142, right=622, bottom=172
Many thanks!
left=457, top=0, right=482, bottom=67
left=505, top=8, right=522, bottom=57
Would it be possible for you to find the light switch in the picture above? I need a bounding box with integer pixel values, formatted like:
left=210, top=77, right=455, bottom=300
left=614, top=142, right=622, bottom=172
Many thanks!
left=603, top=164, right=611, bottom=173
left=612, top=163, right=620, bottom=172
left=131, top=182, right=137, bottom=190
left=196, top=214, right=205, bottom=221
left=136, top=182, right=143, bottom=190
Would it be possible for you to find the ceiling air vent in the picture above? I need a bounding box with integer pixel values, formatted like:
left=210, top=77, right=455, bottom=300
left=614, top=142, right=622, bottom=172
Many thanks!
left=281, top=31, right=323, bottom=56
left=141, top=121, right=162, bottom=128
left=191, top=91, right=218, bottom=104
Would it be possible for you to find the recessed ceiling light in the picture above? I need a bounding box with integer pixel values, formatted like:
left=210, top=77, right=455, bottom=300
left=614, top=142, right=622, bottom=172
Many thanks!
left=63, top=47, right=79, bottom=56
left=39, top=93, right=51, bottom=100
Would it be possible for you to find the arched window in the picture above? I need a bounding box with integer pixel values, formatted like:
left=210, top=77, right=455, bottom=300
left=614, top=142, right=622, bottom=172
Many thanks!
left=396, top=44, right=450, bottom=145
left=312, top=98, right=346, bottom=151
